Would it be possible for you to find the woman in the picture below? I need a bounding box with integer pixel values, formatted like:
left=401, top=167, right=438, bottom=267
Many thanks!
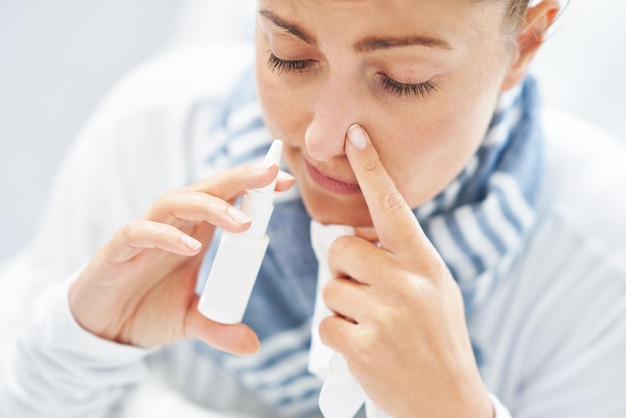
left=2, top=0, right=626, bottom=417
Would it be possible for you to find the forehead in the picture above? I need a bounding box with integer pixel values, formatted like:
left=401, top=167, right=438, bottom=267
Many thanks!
left=258, top=0, right=503, bottom=48
left=258, top=0, right=485, bottom=18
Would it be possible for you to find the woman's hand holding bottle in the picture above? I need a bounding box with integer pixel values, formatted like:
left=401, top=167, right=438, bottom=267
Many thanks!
left=68, top=162, right=294, bottom=355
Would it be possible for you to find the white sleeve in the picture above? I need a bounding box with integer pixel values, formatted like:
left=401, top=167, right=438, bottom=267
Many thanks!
left=0, top=42, right=253, bottom=417
left=472, top=211, right=626, bottom=418
left=490, top=393, right=512, bottom=418
left=0, top=275, right=151, bottom=418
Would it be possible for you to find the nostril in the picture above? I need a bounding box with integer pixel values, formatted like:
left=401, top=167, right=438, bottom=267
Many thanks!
left=306, top=141, right=333, bottom=162
left=304, top=125, right=350, bottom=162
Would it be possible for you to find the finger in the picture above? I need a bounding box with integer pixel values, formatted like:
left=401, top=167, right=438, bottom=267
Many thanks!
left=328, top=235, right=382, bottom=286
left=189, top=162, right=281, bottom=201
left=148, top=191, right=252, bottom=232
left=149, top=167, right=295, bottom=231
left=345, top=124, right=430, bottom=254
left=276, top=170, right=297, bottom=192
left=185, top=295, right=260, bottom=355
left=105, top=220, right=202, bottom=264
left=354, top=226, right=379, bottom=244
left=322, top=276, right=369, bottom=324
left=319, top=315, right=358, bottom=356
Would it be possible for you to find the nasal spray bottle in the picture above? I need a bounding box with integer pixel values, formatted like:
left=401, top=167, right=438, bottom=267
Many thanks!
left=198, top=139, right=283, bottom=324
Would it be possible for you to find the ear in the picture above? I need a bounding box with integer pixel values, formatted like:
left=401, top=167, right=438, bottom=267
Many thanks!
left=500, top=0, right=560, bottom=92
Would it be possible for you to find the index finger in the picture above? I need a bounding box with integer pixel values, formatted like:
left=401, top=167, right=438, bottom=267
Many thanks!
left=345, top=124, right=429, bottom=254
left=188, top=163, right=295, bottom=201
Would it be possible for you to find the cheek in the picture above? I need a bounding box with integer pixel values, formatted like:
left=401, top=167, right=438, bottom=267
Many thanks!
left=372, top=91, right=496, bottom=208
left=254, top=52, right=310, bottom=148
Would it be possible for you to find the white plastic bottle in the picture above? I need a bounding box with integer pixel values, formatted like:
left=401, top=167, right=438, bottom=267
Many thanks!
left=198, top=139, right=283, bottom=324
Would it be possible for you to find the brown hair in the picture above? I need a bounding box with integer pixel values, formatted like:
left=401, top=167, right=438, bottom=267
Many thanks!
left=506, top=0, right=532, bottom=29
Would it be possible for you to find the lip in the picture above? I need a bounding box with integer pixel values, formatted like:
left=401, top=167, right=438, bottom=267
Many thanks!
left=304, top=159, right=361, bottom=195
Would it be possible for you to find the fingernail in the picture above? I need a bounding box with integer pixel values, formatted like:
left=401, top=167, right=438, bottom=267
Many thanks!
left=228, top=206, right=251, bottom=224
left=348, top=124, right=367, bottom=150
left=251, top=161, right=274, bottom=172
left=277, top=170, right=295, bottom=181
left=182, top=235, right=202, bottom=251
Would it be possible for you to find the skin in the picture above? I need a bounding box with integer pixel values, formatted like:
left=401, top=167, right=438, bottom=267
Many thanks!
left=68, top=0, right=559, bottom=416
left=253, top=0, right=557, bottom=416
left=70, top=163, right=296, bottom=354
left=255, top=0, right=554, bottom=227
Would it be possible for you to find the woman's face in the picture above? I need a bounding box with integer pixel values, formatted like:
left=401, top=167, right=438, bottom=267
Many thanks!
left=255, top=0, right=516, bottom=226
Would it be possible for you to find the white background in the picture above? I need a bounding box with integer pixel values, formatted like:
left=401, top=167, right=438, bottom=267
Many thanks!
left=1, top=0, right=625, bottom=262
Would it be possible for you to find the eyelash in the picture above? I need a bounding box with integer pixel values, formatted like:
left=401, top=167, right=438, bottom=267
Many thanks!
left=379, top=75, right=438, bottom=98
left=267, top=52, right=438, bottom=99
left=267, top=52, right=311, bottom=74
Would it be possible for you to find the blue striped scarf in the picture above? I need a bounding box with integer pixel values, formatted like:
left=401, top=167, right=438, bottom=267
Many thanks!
left=192, top=67, right=543, bottom=417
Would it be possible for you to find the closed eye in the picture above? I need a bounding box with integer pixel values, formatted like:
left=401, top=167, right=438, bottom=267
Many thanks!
left=267, top=51, right=438, bottom=99
left=267, top=52, right=314, bottom=74
left=379, top=75, right=438, bottom=98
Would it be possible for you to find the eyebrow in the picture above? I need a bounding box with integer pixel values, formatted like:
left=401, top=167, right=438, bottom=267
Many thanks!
left=354, top=35, right=452, bottom=53
left=258, top=9, right=452, bottom=52
left=259, top=9, right=316, bottom=45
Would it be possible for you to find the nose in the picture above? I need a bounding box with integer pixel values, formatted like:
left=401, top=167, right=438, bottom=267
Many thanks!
left=304, top=77, right=359, bottom=162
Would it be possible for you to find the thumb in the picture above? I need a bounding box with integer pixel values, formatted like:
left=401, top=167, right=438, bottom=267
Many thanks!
left=185, top=295, right=260, bottom=355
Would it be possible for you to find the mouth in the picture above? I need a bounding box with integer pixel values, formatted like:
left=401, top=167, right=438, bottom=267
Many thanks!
left=304, top=159, right=361, bottom=195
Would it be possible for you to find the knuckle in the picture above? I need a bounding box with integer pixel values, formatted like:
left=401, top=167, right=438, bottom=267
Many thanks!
left=327, top=236, right=356, bottom=272
left=148, top=222, right=170, bottom=239
left=209, top=196, right=229, bottom=215
left=162, top=188, right=180, bottom=199
left=333, top=235, right=352, bottom=248
left=354, top=327, right=377, bottom=358
left=120, top=220, right=141, bottom=242
left=361, top=155, right=380, bottom=174
left=158, top=189, right=182, bottom=206
left=417, top=256, right=449, bottom=286
left=145, top=189, right=180, bottom=219
left=318, top=317, right=333, bottom=345
left=322, top=278, right=338, bottom=302
left=328, top=235, right=349, bottom=258
left=381, top=184, right=406, bottom=215
left=372, top=304, right=395, bottom=327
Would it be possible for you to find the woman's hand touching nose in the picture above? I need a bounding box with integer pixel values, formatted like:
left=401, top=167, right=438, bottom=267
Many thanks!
left=68, top=162, right=295, bottom=355
left=318, top=124, right=493, bottom=418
